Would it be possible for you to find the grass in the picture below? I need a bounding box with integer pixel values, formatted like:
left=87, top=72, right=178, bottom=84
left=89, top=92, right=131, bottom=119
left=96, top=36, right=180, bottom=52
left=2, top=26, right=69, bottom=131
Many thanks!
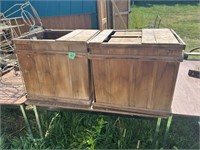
left=130, top=3, right=200, bottom=51
left=1, top=2, right=200, bottom=149
left=1, top=106, right=199, bottom=149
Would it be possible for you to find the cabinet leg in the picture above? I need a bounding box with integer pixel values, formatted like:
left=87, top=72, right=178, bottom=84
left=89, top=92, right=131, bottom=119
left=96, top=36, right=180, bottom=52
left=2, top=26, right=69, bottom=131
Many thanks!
left=152, top=117, right=162, bottom=149
left=20, top=104, right=34, bottom=139
left=162, top=115, right=173, bottom=148
left=33, top=105, right=44, bottom=139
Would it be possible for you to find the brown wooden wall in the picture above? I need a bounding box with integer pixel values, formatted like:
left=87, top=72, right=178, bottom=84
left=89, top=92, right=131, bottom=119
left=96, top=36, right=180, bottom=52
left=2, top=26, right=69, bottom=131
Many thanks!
left=10, top=14, right=93, bottom=37
left=41, top=14, right=92, bottom=29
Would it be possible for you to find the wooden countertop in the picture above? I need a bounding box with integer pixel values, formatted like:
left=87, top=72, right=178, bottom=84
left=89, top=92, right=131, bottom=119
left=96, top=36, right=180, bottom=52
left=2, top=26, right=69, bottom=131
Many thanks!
left=172, top=60, right=200, bottom=117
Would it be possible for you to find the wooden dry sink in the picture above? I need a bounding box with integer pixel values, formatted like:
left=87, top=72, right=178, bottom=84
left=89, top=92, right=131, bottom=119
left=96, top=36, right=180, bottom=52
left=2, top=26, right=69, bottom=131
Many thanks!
left=13, top=29, right=99, bottom=107
left=13, top=28, right=185, bottom=117
left=88, top=29, right=185, bottom=116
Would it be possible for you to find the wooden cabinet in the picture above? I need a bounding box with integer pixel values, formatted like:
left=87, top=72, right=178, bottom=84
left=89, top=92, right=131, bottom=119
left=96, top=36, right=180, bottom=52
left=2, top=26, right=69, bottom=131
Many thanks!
left=88, top=29, right=185, bottom=116
left=13, top=29, right=99, bottom=107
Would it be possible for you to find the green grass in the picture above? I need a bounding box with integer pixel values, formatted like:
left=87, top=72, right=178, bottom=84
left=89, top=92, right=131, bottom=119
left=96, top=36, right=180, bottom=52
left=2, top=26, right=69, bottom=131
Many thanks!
left=1, top=3, right=200, bottom=149
left=130, top=4, right=200, bottom=51
left=1, top=106, right=199, bottom=149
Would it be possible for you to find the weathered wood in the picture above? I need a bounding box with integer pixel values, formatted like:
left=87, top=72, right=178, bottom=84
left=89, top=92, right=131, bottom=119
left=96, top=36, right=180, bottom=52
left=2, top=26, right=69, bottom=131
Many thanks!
left=112, top=31, right=141, bottom=38
left=89, top=29, right=113, bottom=44
left=108, top=37, right=141, bottom=44
left=68, top=30, right=100, bottom=42
left=154, top=29, right=179, bottom=44
left=112, top=0, right=130, bottom=29
left=142, top=29, right=180, bottom=44
left=14, top=29, right=99, bottom=107
left=25, top=99, right=169, bottom=118
left=88, top=53, right=182, bottom=62
left=0, top=70, right=25, bottom=105
left=97, top=0, right=108, bottom=30
left=3, top=61, right=200, bottom=118
left=142, top=29, right=156, bottom=44
left=17, top=53, right=41, bottom=96
left=172, top=61, right=200, bottom=117
left=48, top=54, right=73, bottom=98
left=41, top=15, right=92, bottom=29
left=94, top=102, right=170, bottom=117
left=56, top=30, right=82, bottom=41
left=89, top=29, right=185, bottom=116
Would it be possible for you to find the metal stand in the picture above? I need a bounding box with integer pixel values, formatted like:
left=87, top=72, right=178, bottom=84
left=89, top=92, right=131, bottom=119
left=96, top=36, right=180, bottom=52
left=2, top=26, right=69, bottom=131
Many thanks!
left=20, top=104, right=173, bottom=148
left=20, top=104, right=43, bottom=140
left=33, top=105, right=44, bottom=139
left=20, top=104, right=33, bottom=139
left=151, top=115, right=173, bottom=149
left=163, top=115, right=173, bottom=148
left=152, top=117, right=162, bottom=149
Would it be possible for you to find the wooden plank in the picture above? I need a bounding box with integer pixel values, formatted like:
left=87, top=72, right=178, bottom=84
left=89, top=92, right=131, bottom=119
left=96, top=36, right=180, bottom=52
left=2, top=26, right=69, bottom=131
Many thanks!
left=56, top=30, right=82, bottom=41
left=113, top=13, right=128, bottom=29
left=94, top=102, right=170, bottom=117
left=34, top=54, right=55, bottom=97
left=108, top=37, right=141, bottom=44
left=92, top=59, right=111, bottom=104
left=92, top=47, right=111, bottom=103
left=89, top=29, right=113, bottom=43
left=172, top=61, right=200, bottom=116
left=41, top=15, right=92, bottom=30
left=129, top=60, right=137, bottom=107
left=152, top=61, right=179, bottom=111
left=28, top=95, right=91, bottom=106
left=0, top=70, right=25, bottom=105
left=142, top=29, right=156, bottom=44
left=48, top=54, right=73, bottom=99
left=97, top=0, right=107, bottom=30
left=68, top=44, right=86, bottom=52
left=114, top=0, right=129, bottom=12
left=17, top=53, right=41, bottom=96
left=114, top=11, right=130, bottom=15
left=112, top=0, right=130, bottom=29
left=109, top=59, right=131, bottom=106
left=112, top=0, right=128, bottom=29
left=25, top=99, right=168, bottom=118
left=134, top=61, right=156, bottom=108
left=69, top=56, right=90, bottom=100
left=154, top=29, right=179, bottom=44
left=69, top=30, right=99, bottom=42
left=112, top=31, right=141, bottom=37
left=67, top=43, right=91, bottom=100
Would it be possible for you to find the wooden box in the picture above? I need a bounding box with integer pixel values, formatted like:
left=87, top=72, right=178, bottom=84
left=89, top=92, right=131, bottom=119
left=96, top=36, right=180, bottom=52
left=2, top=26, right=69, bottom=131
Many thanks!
left=88, top=29, right=185, bottom=116
left=13, top=29, right=99, bottom=107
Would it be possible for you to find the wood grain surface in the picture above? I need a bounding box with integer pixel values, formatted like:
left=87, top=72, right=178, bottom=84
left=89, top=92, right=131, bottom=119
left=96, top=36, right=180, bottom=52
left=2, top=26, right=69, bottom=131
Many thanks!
left=14, top=29, right=99, bottom=106
left=172, top=61, right=200, bottom=116
left=89, top=29, right=184, bottom=115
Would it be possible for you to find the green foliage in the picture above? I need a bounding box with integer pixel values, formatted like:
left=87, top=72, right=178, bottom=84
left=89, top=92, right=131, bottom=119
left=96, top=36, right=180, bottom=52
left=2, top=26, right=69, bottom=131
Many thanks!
left=129, top=4, right=200, bottom=51
left=1, top=106, right=199, bottom=149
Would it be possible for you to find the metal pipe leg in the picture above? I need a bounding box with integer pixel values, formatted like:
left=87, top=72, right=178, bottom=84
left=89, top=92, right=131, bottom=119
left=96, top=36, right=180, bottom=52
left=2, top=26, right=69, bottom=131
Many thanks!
left=152, top=118, right=162, bottom=149
left=162, top=115, right=173, bottom=148
left=20, top=104, right=34, bottom=139
left=33, top=105, right=44, bottom=139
